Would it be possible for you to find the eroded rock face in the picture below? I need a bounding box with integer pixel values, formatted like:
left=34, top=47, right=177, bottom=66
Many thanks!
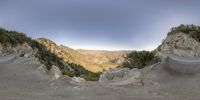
left=49, top=65, right=62, bottom=80
left=99, top=68, right=129, bottom=82
left=0, top=43, right=33, bottom=56
left=37, top=64, right=48, bottom=74
left=99, top=68, right=142, bottom=86
left=159, top=32, right=200, bottom=57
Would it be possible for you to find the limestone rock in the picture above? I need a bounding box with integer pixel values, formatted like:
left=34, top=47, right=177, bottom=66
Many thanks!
left=0, top=43, right=33, bottom=56
left=72, top=77, right=86, bottom=83
left=99, top=68, right=142, bottom=86
left=99, top=68, right=130, bottom=82
left=37, top=64, right=48, bottom=74
left=49, top=65, right=62, bottom=80
left=158, top=32, right=200, bottom=57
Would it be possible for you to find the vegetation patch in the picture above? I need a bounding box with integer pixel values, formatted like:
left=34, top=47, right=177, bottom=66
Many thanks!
left=168, top=24, right=200, bottom=42
left=122, top=50, right=159, bottom=69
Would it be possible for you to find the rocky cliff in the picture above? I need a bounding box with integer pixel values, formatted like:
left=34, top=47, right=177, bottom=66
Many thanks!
left=158, top=32, right=200, bottom=57
left=157, top=24, right=200, bottom=57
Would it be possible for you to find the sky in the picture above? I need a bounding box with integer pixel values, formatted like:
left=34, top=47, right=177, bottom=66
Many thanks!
left=0, top=0, right=200, bottom=50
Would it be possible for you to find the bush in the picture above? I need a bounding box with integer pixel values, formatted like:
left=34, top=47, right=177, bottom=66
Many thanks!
left=69, top=63, right=101, bottom=81
left=122, top=51, right=157, bottom=69
left=81, top=72, right=101, bottom=81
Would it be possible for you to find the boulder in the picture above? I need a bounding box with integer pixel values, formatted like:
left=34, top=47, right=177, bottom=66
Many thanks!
left=99, top=68, right=130, bottom=82
left=49, top=65, right=62, bottom=80
left=37, top=64, right=48, bottom=74
left=99, top=68, right=142, bottom=86
left=72, top=77, right=86, bottom=83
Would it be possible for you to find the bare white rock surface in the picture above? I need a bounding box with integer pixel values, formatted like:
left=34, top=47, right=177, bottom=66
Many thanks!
left=159, top=32, right=200, bottom=57
left=49, top=65, right=62, bottom=80
left=99, top=68, right=143, bottom=86
left=72, top=77, right=86, bottom=83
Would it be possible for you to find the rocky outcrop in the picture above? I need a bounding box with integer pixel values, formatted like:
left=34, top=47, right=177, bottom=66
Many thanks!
left=49, top=65, right=62, bottom=80
left=158, top=32, right=200, bottom=57
left=72, top=77, right=86, bottom=83
left=99, top=68, right=142, bottom=86
left=0, top=43, right=33, bottom=56
left=37, top=64, right=48, bottom=74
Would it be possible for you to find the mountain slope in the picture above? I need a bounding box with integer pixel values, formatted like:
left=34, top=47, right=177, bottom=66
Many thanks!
left=37, top=38, right=128, bottom=72
left=0, top=28, right=100, bottom=81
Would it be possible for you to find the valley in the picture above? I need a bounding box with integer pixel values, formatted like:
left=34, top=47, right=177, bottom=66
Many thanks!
left=37, top=38, right=129, bottom=72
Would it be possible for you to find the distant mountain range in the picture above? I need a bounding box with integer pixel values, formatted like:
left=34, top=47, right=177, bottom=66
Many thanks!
left=36, top=38, right=129, bottom=72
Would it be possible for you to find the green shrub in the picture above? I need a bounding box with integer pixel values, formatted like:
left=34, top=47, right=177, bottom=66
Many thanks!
left=122, top=51, right=157, bottom=69
left=61, top=68, right=74, bottom=77
left=168, top=24, right=200, bottom=42
left=81, top=72, right=101, bottom=81
left=69, top=63, right=100, bottom=81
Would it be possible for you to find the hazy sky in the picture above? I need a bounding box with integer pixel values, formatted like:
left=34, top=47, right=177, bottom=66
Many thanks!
left=0, top=0, right=200, bottom=50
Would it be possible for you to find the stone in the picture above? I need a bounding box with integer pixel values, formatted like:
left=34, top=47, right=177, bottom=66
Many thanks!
left=0, top=43, right=3, bottom=54
left=37, top=64, right=48, bottom=74
left=99, top=68, right=142, bottom=86
left=0, top=43, right=33, bottom=55
left=72, top=77, right=86, bottom=83
left=49, top=65, right=62, bottom=80
left=99, top=68, right=130, bottom=82
left=158, top=32, right=200, bottom=57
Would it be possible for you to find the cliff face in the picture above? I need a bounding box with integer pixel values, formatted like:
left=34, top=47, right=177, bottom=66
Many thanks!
left=158, top=32, right=200, bottom=57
